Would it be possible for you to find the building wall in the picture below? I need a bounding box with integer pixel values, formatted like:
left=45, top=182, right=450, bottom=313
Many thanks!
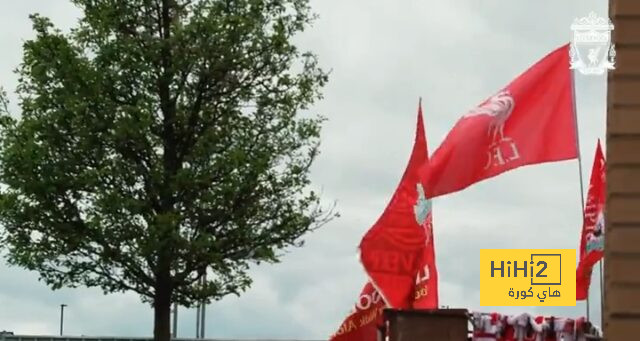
left=605, top=1, right=640, bottom=340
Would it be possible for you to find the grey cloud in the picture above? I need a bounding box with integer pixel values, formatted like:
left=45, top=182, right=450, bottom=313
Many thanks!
left=0, top=0, right=607, bottom=339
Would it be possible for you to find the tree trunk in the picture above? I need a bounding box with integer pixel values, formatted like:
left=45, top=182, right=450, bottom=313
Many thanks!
left=154, top=281, right=172, bottom=341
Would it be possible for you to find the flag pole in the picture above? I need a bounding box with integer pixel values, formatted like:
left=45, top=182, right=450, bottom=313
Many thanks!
left=599, top=256, right=604, bottom=328
left=200, top=273, right=207, bottom=339
left=570, top=68, right=589, bottom=321
left=196, top=302, right=201, bottom=338
left=172, top=303, right=178, bottom=338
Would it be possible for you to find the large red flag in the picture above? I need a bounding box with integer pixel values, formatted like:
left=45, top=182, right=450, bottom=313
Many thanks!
left=359, top=101, right=430, bottom=309
left=413, top=104, right=439, bottom=308
left=329, top=283, right=385, bottom=341
left=576, top=140, right=606, bottom=300
left=420, top=44, right=577, bottom=199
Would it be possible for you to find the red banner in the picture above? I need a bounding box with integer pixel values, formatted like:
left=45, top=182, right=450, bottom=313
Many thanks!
left=359, top=101, right=430, bottom=309
left=576, top=140, right=605, bottom=300
left=420, top=44, right=577, bottom=199
left=329, top=282, right=385, bottom=341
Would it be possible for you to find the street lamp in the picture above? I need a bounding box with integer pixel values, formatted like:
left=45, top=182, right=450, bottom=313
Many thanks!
left=59, top=304, right=67, bottom=336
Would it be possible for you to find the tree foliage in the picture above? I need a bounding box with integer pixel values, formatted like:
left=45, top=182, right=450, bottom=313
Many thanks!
left=0, top=0, right=333, bottom=339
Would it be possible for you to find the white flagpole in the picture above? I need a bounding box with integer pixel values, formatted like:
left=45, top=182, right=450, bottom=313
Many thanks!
left=200, top=273, right=207, bottom=339
left=570, top=68, right=589, bottom=321
left=599, top=259, right=604, bottom=328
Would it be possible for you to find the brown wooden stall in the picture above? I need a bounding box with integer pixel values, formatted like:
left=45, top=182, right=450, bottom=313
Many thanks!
left=379, top=309, right=470, bottom=341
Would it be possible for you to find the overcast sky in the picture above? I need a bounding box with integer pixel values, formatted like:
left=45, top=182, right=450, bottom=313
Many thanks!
left=0, top=1, right=609, bottom=339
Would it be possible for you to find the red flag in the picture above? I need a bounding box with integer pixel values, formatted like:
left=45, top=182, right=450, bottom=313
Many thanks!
left=421, top=44, right=577, bottom=199
left=359, top=100, right=430, bottom=308
left=412, top=209, right=439, bottom=309
left=576, top=140, right=605, bottom=300
left=329, top=282, right=385, bottom=341
left=413, top=104, right=439, bottom=309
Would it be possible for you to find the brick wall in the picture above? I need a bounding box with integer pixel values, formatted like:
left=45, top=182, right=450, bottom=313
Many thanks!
left=605, top=1, right=640, bottom=339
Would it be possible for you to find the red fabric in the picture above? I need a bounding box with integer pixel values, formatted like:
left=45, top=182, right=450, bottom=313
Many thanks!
left=412, top=103, right=440, bottom=310
left=329, top=282, right=384, bottom=341
left=335, top=102, right=439, bottom=341
left=471, top=312, right=505, bottom=341
left=359, top=102, right=430, bottom=308
left=541, top=317, right=555, bottom=341
left=534, top=316, right=555, bottom=341
left=470, top=313, right=594, bottom=341
left=501, top=323, right=516, bottom=341
left=576, top=140, right=606, bottom=300
left=411, top=210, right=439, bottom=308
left=420, top=44, right=577, bottom=199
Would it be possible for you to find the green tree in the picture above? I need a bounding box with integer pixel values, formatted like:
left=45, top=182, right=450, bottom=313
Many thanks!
left=0, top=1, right=334, bottom=340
